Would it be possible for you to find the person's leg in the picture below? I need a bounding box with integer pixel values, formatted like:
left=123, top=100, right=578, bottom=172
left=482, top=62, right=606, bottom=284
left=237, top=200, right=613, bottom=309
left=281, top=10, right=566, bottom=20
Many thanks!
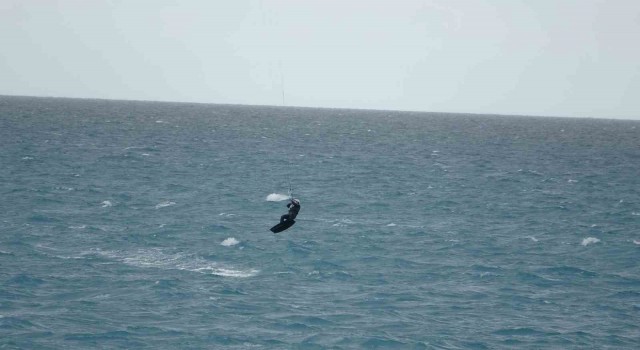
left=280, top=214, right=289, bottom=223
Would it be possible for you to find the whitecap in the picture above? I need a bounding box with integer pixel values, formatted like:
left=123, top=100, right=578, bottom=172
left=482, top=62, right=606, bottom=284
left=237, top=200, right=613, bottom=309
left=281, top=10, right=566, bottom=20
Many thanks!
left=101, top=200, right=113, bottom=208
left=633, top=240, right=640, bottom=245
left=266, top=193, right=290, bottom=201
left=95, top=249, right=257, bottom=278
left=155, top=201, right=176, bottom=209
left=332, top=218, right=354, bottom=227
left=528, top=236, right=539, bottom=242
left=194, top=267, right=257, bottom=278
left=92, top=294, right=111, bottom=300
left=221, top=237, right=240, bottom=246
left=581, top=237, right=600, bottom=246
left=387, top=223, right=397, bottom=227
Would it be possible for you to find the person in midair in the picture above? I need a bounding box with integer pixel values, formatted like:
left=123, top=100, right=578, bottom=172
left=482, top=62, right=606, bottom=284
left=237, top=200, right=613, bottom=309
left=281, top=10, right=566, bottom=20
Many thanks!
left=280, top=198, right=300, bottom=223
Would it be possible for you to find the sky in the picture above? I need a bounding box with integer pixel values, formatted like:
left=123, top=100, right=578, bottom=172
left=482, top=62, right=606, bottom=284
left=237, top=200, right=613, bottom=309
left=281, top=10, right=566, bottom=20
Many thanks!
left=1, top=0, right=639, bottom=119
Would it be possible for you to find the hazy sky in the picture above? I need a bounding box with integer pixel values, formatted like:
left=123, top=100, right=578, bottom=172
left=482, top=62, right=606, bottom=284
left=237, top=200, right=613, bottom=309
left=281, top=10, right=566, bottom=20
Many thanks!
left=2, top=0, right=639, bottom=119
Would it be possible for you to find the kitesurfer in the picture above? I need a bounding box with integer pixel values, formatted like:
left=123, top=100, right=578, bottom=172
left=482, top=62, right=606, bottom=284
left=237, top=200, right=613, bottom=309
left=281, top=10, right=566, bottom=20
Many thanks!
left=280, top=198, right=300, bottom=223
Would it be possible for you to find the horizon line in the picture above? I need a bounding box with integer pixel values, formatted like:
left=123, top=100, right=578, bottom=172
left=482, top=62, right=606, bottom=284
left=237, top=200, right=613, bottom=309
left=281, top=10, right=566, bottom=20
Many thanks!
left=1, top=93, right=637, bottom=122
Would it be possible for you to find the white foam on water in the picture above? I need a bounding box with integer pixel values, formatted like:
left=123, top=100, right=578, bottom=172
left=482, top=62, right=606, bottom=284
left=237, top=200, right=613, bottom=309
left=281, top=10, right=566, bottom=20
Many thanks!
left=332, top=219, right=355, bottom=227
left=94, top=248, right=257, bottom=278
left=101, top=200, right=113, bottom=208
left=528, top=236, right=539, bottom=242
left=581, top=237, right=600, bottom=246
left=155, top=201, right=176, bottom=209
left=266, top=193, right=290, bottom=201
left=193, top=266, right=256, bottom=278
left=633, top=240, right=640, bottom=245
left=387, top=223, right=397, bottom=227
left=221, top=237, right=240, bottom=246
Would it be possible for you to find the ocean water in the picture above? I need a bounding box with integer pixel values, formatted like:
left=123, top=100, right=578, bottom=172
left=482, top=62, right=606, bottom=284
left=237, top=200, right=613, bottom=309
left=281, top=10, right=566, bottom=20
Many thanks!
left=1, top=95, right=640, bottom=349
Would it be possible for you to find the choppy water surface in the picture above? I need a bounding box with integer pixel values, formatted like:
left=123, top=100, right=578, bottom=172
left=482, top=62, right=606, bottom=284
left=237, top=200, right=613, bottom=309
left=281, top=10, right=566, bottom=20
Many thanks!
left=1, top=96, right=640, bottom=349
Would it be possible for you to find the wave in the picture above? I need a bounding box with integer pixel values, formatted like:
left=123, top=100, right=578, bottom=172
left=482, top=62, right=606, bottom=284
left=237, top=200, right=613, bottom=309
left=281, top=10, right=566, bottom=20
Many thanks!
left=92, top=248, right=257, bottom=278
left=581, top=237, right=600, bottom=246
left=221, top=237, right=240, bottom=246
left=541, top=266, right=598, bottom=278
left=332, top=219, right=355, bottom=227
left=309, top=217, right=424, bottom=229
left=155, top=201, right=176, bottom=209
left=266, top=193, right=290, bottom=201
left=493, top=327, right=552, bottom=336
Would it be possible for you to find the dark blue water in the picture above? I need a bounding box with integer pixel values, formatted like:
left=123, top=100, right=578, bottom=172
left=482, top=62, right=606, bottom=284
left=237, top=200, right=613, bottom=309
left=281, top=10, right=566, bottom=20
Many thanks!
left=2, top=96, right=640, bottom=349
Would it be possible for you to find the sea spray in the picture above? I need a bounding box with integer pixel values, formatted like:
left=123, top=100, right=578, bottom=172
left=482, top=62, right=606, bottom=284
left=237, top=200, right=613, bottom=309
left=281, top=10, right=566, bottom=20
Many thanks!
left=266, top=193, right=290, bottom=201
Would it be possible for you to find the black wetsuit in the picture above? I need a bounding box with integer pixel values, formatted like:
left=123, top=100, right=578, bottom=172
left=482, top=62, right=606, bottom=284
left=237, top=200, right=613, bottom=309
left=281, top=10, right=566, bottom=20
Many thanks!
left=280, top=202, right=300, bottom=223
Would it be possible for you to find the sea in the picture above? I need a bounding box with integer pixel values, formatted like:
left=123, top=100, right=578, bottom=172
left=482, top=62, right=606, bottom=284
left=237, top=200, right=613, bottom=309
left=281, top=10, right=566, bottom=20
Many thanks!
left=1, top=95, right=639, bottom=349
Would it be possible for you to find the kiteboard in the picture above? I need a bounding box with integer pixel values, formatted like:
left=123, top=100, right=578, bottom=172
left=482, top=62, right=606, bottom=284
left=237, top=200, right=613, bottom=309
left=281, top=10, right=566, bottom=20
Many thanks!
left=270, top=220, right=295, bottom=233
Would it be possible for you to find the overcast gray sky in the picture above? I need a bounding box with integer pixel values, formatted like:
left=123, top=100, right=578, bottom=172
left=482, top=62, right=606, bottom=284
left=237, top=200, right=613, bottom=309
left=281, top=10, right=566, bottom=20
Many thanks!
left=1, top=0, right=639, bottom=119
